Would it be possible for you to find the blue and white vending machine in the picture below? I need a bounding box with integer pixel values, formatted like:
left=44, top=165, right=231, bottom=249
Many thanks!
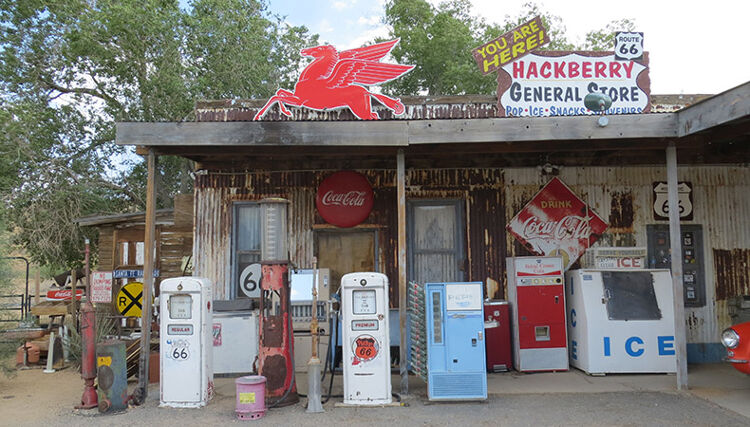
left=425, top=282, right=487, bottom=401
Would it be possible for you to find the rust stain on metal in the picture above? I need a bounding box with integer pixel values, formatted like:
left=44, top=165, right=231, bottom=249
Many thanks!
left=468, top=187, right=506, bottom=300
left=714, top=248, right=750, bottom=301
left=195, top=96, right=498, bottom=122
left=608, top=191, right=634, bottom=231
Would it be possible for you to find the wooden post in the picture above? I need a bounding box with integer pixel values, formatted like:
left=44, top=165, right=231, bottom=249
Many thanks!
left=397, top=149, right=408, bottom=396
left=34, top=267, right=40, bottom=306
left=70, top=269, right=78, bottom=314
left=667, top=142, right=688, bottom=390
left=310, top=257, right=319, bottom=359
left=136, top=149, right=158, bottom=402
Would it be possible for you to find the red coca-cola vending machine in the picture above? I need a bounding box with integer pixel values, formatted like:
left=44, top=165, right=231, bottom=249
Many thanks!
left=507, top=256, right=568, bottom=372
left=484, top=300, right=512, bottom=372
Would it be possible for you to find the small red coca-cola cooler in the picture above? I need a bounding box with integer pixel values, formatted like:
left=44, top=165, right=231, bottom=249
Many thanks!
left=484, top=300, right=512, bottom=372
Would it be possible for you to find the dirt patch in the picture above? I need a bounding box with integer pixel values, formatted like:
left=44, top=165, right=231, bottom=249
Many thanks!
left=0, top=366, right=84, bottom=426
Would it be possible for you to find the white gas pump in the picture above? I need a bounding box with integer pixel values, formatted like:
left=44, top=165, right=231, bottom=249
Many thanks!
left=160, top=277, right=213, bottom=408
left=341, top=272, right=391, bottom=405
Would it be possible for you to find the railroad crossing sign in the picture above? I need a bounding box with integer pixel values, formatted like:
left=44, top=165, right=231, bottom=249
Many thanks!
left=117, top=282, right=144, bottom=317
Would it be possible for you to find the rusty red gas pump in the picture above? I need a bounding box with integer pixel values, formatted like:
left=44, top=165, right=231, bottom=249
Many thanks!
left=257, top=262, right=298, bottom=406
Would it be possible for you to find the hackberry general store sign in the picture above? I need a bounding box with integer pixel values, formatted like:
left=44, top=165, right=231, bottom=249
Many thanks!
left=497, top=51, right=650, bottom=117
left=507, top=177, right=608, bottom=271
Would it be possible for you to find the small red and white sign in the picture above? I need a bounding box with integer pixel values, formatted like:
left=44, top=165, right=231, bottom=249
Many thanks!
left=352, top=334, right=379, bottom=364
left=352, top=320, right=379, bottom=331
left=168, top=324, right=194, bottom=335
left=213, top=323, right=222, bottom=346
left=46, top=288, right=85, bottom=301
left=507, top=177, right=607, bottom=271
left=316, top=171, right=374, bottom=228
left=91, top=271, right=113, bottom=303
left=514, top=258, right=563, bottom=276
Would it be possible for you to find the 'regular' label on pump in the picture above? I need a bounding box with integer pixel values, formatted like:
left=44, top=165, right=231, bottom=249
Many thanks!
left=352, top=334, right=379, bottom=364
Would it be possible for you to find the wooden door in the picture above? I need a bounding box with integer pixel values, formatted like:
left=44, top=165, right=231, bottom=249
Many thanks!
left=315, top=230, right=377, bottom=294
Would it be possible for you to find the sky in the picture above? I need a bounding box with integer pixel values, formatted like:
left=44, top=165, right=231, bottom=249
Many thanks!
left=267, top=0, right=750, bottom=95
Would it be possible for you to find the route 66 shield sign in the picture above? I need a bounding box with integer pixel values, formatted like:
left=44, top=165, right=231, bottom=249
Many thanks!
left=614, top=31, right=644, bottom=61
left=653, top=181, right=693, bottom=220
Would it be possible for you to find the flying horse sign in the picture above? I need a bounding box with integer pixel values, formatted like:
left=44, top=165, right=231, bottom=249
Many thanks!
left=254, top=39, right=414, bottom=120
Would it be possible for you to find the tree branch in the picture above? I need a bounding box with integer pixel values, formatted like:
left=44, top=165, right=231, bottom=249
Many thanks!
left=39, top=78, right=123, bottom=110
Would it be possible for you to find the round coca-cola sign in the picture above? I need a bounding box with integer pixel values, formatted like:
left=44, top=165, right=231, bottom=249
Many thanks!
left=316, top=171, right=374, bottom=228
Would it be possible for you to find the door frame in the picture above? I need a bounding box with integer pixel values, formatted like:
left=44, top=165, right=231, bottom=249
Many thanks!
left=407, top=199, right=466, bottom=283
left=313, top=227, right=380, bottom=273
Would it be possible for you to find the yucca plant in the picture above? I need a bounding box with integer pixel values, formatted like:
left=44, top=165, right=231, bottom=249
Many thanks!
left=65, top=308, right=117, bottom=369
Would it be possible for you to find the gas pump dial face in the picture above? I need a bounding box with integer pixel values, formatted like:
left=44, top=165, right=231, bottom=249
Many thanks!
left=352, top=290, right=376, bottom=314
left=168, top=294, right=193, bottom=319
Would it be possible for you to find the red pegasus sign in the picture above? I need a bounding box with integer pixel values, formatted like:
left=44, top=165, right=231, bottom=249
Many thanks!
left=253, top=39, right=414, bottom=120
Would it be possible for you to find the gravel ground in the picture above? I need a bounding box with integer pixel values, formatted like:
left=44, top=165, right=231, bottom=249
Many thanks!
left=3, top=367, right=748, bottom=426
left=62, top=390, right=749, bottom=427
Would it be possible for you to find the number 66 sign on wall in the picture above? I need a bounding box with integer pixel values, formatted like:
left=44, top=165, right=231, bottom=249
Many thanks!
left=238, top=263, right=262, bottom=298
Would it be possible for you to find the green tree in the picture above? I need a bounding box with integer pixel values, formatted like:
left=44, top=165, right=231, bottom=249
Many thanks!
left=0, top=224, right=20, bottom=376
left=382, top=0, right=497, bottom=96
left=581, top=19, right=637, bottom=51
left=0, top=0, right=317, bottom=271
left=381, top=0, right=635, bottom=96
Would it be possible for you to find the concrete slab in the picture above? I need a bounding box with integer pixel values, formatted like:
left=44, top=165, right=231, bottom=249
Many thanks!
left=686, top=364, right=750, bottom=419
left=221, top=363, right=749, bottom=419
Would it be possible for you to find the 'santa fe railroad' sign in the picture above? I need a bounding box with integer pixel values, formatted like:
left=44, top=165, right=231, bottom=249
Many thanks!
left=316, top=171, right=374, bottom=228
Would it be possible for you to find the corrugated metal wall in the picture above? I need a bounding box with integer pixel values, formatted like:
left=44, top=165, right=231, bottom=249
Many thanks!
left=193, top=164, right=749, bottom=344
left=193, top=168, right=506, bottom=302
left=505, top=165, right=750, bottom=344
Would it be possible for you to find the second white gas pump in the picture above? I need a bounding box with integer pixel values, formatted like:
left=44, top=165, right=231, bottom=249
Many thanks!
left=340, top=272, right=391, bottom=405
left=159, top=277, right=213, bottom=408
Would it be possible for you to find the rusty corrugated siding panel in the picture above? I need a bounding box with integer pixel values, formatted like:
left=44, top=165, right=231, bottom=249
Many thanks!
left=195, top=94, right=701, bottom=121
left=469, top=187, right=506, bottom=299
left=193, top=188, right=232, bottom=299
left=195, top=96, right=498, bottom=122
left=714, top=249, right=750, bottom=301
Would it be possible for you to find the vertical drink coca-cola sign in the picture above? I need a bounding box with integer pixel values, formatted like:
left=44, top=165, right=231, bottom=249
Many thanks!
left=507, top=177, right=607, bottom=270
left=316, top=171, right=374, bottom=228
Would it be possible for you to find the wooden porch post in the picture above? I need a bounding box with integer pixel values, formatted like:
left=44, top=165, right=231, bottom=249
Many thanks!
left=667, top=142, right=688, bottom=390
left=397, top=149, right=408, bottom=395
left=136, top=148, right=158, bottom=401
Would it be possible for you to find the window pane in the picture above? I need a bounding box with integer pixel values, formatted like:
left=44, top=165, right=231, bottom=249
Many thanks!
left=237, top=205, right=261, bottom=251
